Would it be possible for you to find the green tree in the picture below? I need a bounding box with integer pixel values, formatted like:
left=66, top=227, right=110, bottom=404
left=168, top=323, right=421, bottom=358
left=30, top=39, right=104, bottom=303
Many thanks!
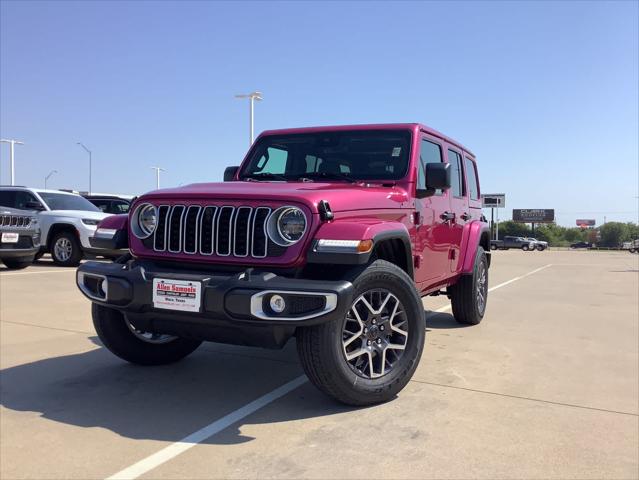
left=598, top=222, right=628, bottom=247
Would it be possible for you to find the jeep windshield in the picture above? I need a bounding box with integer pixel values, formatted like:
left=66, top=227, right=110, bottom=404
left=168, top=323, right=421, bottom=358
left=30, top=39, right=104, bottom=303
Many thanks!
left=239, top=130, right=411, bottom=182
left=37, top=192, right=100, bottom=212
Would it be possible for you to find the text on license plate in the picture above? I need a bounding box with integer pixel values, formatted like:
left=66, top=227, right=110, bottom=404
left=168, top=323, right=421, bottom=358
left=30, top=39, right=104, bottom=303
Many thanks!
left=152, top=278, right=202, bottom=312
left=1, top=233, right=19, bottom=244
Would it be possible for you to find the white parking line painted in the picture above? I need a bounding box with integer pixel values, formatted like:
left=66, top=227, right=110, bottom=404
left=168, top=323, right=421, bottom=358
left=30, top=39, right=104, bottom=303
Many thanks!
left=0, top=269, right=76, bottom=277
left=107, top=375, right=308, bottom=480
left=435, top=264, right=552, bottom=312
left=107, top=263, right=554, bottom=479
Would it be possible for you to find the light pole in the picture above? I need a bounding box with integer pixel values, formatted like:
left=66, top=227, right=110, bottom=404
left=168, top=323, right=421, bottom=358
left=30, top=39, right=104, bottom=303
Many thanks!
left=76, top=142, right=92, bottom=194
left=44, top=170, right=58, bottom=189
left=150, top=166, right=165, bottom=189
left=0, top=139, right=25, bottom=186
left=234, top=91, right=263, bottom=146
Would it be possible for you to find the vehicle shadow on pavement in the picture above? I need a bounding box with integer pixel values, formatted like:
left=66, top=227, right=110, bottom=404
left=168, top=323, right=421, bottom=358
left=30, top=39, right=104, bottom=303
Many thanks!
left=0, top=338, right=369, bottom=445
left=424, top=311, right=468, bottom=329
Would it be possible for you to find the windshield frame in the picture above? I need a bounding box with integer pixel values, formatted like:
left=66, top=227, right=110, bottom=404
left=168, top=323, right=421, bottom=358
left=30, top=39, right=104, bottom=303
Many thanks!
left=36, top=191, right=101, bottom=212
left=239, top=129, right=413, bottom=182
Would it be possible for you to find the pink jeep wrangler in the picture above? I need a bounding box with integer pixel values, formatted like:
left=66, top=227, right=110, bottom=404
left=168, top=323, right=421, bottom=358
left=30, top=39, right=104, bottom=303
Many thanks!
left=77, top=124, right=490, bottom=405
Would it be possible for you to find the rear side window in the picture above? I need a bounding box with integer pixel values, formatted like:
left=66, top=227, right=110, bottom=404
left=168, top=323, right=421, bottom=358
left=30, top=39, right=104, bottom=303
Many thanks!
left=464, top=157, right=480, bottom=200
left=418, top=139, right=443, bottom=194
left=447, top=150, right=465, bottom=198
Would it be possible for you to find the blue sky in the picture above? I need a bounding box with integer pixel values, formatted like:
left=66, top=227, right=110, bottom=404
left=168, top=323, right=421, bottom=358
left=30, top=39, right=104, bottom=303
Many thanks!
left=1, top=0, right=637, bottom=226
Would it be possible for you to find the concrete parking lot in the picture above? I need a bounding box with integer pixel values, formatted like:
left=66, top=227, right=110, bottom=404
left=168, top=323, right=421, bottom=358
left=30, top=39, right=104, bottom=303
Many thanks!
left=1, top=250, right=637, bottom=480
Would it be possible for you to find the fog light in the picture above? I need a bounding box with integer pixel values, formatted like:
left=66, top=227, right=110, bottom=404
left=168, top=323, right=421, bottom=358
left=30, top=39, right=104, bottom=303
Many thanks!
left=269, top=294, right=286, bottom=313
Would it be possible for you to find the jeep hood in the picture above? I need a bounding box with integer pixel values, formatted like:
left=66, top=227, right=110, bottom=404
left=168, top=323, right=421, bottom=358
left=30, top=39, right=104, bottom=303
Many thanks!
left=140, top=181, right=411, bottom=213
left=39, top=210, right=110, bottom=220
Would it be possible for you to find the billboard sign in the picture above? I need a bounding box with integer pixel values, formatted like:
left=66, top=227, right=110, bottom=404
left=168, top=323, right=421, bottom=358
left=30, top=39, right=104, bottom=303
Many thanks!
left=576, top=219, right=596, bottom=227
left=481, top=193, right=506, bottom=208
left=512, top=209, right=555, bottom=223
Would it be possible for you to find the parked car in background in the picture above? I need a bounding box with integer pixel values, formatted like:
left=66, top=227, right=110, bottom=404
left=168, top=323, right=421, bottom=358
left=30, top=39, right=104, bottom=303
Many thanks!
left=525, top=237, right=548, bottom=251
left=83, top=194, right=132, bottom=215
left=0, top=187, right=113, bottom=266
left=77, top=122, right=492, bottom=406
left=621, top=239, right=639, bottom=253
left=570, top=241, right=591, bottom=249
left=491, top=236, right=535, bottom=251
left=0, top=207, right=40, bottom=269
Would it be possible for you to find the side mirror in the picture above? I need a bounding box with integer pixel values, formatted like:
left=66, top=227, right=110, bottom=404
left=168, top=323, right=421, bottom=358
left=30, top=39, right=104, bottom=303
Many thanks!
left=416, top=162, right=451, bottom=198
left=25, top=201, right=45, bottom=211
left=224, top=166, right=239, bottom=182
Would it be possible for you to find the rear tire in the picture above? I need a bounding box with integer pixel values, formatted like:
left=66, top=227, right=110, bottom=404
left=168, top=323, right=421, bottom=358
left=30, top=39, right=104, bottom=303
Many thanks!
left=522, top=245, right=530, bottom=251
left=92, top=304, right=202, bottom=365
left=296, top=260, right=425, bottom=406
left=2, top=257, right=32, bottom=270
left=450, top=246, right=488, bottom=325
left=536, top=245, right=545, bottom=251
left=490, top=244, right=497, bottom=251
left=51, top=231, right=83, bottom=266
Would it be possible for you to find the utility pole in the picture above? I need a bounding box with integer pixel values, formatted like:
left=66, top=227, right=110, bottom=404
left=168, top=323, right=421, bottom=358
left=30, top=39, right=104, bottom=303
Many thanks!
left=0, top=139, right=25, bottom=185
left=234, top=91, right=263, bottom=146
left=45, top=170, right=58, bottom=189
left=76, top=142, right=92, bottom=194
left=150, top=166, right=165, bottom=189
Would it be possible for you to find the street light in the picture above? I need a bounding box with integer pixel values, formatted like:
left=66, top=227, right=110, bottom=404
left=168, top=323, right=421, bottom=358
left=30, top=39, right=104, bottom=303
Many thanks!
left=234, top=91, right=263, bottom=146
left=44, top=170, right=58, bottom=189
left=76, top=142, right=92, bottom=194
left=0, top=139, right=25, bottom=186
left=150, top=166, right=165, bottom=189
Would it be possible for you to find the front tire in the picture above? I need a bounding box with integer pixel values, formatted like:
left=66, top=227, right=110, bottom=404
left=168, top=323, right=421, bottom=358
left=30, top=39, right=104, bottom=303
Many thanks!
left=536, top=245, right=545, bottom=251
left=51, top=231, right=83, bottom=266
left=92, top=304, right=202, bottom=365
left=450, top=246, right=488, bottom=325
left=522, top=245, right=530, bottom=251
left=2, top=257, right=33, bottom=270
left=296, top=260, right=425, bottom=406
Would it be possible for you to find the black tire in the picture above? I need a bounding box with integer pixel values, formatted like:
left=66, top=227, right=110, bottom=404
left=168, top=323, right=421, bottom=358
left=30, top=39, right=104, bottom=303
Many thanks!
left=50, top=231, right=83, bottom=267
left=2, top=257, right=32, bottom=270
left=449, top=246, right=488, bottom=325
left=296, top=260, right=425, bottom=406
left=522, top=245, right=530, bottom=251
left=92, top=303, right=202, bottom=365
left=490, top=244, right=497, bottom=251
left=536, top=245, right=545, bottom=251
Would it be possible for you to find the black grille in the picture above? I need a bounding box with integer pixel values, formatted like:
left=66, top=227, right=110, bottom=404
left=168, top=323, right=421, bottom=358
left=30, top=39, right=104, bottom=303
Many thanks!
left=152, top=204, right=279, bottom=259
left=1, top=215, right=32, bottom=228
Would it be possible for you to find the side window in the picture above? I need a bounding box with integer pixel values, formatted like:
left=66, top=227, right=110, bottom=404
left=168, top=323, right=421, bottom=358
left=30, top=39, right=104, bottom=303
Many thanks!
left=255, top=146, right=288, bottom=174
left=0, top=191, right=16, bottom=208
left=112, top=201, right=130, bottom=214
left=91, top=200, right=109, bottom=212
left=418, top=139, right=443, bottom=194
left=447, top=150, right=465, bottom=198
left=14, top=191, right=39, bottom=209
left=464, top=157, right=480, bottom=200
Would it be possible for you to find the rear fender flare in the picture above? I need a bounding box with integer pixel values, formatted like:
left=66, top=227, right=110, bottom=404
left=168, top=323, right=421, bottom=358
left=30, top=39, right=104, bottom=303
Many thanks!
left=460, top=221, right=491, bottom=274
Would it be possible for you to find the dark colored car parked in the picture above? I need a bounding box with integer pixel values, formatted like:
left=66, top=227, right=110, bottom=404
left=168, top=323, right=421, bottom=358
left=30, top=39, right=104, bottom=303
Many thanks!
left=491, top=236, right=535, bottom=251
left=83, top=195, right=131, bottom=215
left=570, top=241, right=591, bottom=249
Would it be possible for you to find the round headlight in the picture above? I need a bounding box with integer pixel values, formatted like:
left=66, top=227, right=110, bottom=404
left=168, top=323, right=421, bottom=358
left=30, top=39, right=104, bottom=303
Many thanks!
left=267, top=206, right=307, bottom=246
left=131, top=203, right=157, bottom=239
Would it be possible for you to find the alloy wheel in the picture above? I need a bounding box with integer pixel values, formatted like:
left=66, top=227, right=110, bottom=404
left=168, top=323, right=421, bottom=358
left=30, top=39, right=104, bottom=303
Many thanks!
left=476, top=262, right=487, bottom=315
left=342, top=289, right=409, bottom=379
left=54, top=237, right=73, bottom=262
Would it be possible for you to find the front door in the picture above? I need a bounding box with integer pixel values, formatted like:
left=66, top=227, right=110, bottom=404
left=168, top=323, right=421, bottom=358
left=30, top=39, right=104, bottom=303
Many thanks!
left=414, top=135, right=454, bottom=287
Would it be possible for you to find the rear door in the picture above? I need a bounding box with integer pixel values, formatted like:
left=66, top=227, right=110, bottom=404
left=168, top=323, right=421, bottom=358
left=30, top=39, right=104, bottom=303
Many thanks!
left=445, top=147, right=467, bottom=272
left=414, top=135, right=454, bottom=286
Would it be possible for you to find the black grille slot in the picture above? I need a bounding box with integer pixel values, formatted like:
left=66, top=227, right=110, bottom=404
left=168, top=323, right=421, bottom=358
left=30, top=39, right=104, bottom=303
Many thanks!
left=199, top=207, right=216, bottom=255
left=251, top=207, right=270, bottom=257
left=216, top=207, right=234, bottom=256
left=154, top=206, right=170, bottom=251
left=233, top=207, right=252, bottom=256
left=183, top=206, right=201, bottom=254
left=168, top=205, right=185, bottom=252
left=10, top=216, right=17, bottom=226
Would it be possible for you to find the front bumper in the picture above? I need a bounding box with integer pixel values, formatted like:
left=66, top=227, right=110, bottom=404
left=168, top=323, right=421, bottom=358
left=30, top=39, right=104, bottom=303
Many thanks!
left=76, top=259, right=353, bottom=348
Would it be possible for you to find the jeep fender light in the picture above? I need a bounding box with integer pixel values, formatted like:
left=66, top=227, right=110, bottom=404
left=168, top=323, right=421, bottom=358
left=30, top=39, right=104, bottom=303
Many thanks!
left=314, top=239, right=373, bottom=254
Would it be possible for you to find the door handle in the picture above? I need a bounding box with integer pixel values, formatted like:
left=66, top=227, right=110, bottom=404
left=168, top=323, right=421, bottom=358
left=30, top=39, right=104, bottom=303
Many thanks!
left=440, top=211, right=455, bottom=222
left=460, top=212, right=471, bottom=221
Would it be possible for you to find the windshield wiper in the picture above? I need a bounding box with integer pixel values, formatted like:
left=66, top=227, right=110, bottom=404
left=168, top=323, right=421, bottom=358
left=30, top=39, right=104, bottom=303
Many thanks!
left=242, top=172, right=289, bottom=181
left=297, top=172, right=356, bottom=183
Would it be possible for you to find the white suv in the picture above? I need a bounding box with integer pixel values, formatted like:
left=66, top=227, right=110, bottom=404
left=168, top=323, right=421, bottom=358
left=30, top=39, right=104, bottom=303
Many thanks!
left=0, top=187, right=112, bottom=266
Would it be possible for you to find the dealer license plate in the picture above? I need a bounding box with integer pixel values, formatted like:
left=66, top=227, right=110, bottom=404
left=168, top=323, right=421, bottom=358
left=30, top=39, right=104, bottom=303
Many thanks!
left=1, top=233, right=19, bottom=244
left=152, top=278, right=202, bottom=313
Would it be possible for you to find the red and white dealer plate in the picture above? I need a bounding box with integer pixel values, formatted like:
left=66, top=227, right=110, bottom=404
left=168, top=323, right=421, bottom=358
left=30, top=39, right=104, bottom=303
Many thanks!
left=152, top=278, right=202, bottom=313
left=1, top=232, right=19, bottom=243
